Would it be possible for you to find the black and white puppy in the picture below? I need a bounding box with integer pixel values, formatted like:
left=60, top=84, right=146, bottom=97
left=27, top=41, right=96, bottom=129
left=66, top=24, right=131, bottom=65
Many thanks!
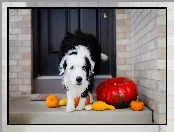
left=59, top=30, right=108, bottom=112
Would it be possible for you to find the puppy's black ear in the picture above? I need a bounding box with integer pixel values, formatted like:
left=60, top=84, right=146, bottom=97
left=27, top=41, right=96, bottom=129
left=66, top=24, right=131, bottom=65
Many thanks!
left=59, top=55, right=67, bottom=75
left=85, top=56, right=95, bottom=75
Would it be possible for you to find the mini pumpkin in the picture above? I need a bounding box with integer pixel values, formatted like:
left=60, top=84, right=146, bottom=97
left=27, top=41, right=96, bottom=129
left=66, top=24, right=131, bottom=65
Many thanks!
left=130, top=96, right=144, bottom=111
left=74, top=96, right=90, bottom=108
left=46, top=94, right=59, bottom=108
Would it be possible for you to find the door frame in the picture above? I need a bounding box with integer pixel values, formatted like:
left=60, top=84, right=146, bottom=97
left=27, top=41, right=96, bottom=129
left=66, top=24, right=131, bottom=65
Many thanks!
left=32, top=8, right=116, bottom=79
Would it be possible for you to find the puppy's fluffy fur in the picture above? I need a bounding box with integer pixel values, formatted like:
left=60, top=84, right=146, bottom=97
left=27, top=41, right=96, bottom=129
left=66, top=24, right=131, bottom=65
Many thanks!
left=59, top=30, right=107, bottom=112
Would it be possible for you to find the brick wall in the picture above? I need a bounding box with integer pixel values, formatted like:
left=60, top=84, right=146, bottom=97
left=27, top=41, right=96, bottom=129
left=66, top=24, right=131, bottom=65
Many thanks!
left=116, top=9, right=132, bottom=77
left=116, top=8, right=166, bottom=124
left=9, top=9, right=32, bottom=97
left=130, top=9, right=166, bottom=124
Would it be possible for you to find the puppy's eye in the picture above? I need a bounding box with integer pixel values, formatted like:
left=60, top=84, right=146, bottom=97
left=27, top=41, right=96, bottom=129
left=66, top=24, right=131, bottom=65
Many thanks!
left=70, top=66, right=74, bottom=70
left=82, top=66, right=86, bottom=71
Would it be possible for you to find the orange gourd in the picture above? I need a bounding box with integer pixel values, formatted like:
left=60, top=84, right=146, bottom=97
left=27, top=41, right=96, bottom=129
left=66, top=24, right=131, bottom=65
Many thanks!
left=130, top=96, right=144, bottom=111
left=92, top=101, right=115, bottom=111
left=74, top=96, right=90, bottom=108
left=46, top=94, right=59, bottom=108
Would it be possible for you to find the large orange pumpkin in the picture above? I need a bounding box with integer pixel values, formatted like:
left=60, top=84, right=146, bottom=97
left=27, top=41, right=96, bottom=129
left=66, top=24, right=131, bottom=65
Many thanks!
left=74, top=96, right=90, bottom=108
left=46, top=94, right=59, bottom=108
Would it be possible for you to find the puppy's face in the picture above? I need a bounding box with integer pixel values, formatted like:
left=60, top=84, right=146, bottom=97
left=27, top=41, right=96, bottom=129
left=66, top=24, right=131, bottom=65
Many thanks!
left=59, top=46, right=95, bottom=86
left=65, top=55, right=90, bottom=85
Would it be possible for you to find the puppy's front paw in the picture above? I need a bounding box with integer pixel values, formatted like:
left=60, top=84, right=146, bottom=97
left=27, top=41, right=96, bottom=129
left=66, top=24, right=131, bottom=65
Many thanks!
left=66, top=104, right=75, bottom=113
left=76, top=104, right=85, bottom=111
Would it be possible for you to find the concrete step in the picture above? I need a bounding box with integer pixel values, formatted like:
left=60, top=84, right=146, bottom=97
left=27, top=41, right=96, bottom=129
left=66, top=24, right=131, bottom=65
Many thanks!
left=9, top=94, right=153, bottom=124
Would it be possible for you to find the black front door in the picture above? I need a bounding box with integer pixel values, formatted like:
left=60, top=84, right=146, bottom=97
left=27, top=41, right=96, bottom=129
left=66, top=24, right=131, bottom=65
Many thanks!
left=33, top=8, right=116, bottom=77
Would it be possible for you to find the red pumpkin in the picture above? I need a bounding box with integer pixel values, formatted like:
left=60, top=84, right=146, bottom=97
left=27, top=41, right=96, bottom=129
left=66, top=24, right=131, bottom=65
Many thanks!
left=96, top=77, right=138, bottom=109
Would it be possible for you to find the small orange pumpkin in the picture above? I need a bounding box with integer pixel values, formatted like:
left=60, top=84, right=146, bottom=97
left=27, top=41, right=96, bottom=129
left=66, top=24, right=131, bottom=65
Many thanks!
left=46, top=94, right=59, bottom=108
left=130, top=96, right=144, bottom=111
left=74, top=96, right=90, bottom=108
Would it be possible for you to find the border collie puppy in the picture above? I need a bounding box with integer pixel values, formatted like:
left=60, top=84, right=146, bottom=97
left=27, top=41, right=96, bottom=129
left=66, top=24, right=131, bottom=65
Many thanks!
left=59, top=30, right=108, bottom=112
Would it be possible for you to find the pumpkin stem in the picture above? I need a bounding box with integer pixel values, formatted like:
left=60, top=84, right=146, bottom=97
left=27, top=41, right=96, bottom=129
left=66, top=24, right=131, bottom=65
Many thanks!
left=136, top=96, right=139, bottom=102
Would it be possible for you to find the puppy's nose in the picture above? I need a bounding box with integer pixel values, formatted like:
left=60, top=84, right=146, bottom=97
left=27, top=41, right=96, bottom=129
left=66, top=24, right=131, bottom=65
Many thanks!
left=76, top=77, right=82, bottom=83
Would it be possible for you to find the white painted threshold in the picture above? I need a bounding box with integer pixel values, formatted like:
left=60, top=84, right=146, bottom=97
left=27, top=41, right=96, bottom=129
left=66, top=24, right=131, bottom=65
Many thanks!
left=36, top=75, right=112, bottom=79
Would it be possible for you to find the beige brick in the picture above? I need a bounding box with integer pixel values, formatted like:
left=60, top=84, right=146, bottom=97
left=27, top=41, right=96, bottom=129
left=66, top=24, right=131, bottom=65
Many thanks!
left=9, top=60, right=17, bottom=65
left=158, top=114, right=166, bottom=124
left=117, top=65, right=130, bottom=70
left=117, top=58, right=125, bottom=64
left=18, top=60, right=31, bottom=65
left=9, top=28, right=21, bottom=34
left=22, top=53, right=31, bottom=59
left=9, top=73, right=17, bottom=78
left=10, top=79, right=22, bottom=85
left=18, top=9, right=31, bottom=15
left=156, top=37, right=166, bottom=48
left=23, top=41, right=31, bottom=46
left=116, top=14, right=130, bottom=19
left=18, top=85, right=31, bottom=91
left=116, top=20, right=125, bottom=26
left=117, top=70, right=126, bottom=76
left=18, top=72, right=31, bottom=78
left=158, top=48, right=166, bottom=59
left=22, top=28, right=31, bottom=34
left=9, top=9, right=18, bottom=15
left=116, top=9, right=125, bottom=14
left=157, top=15, right=166, bottom=26
left=23, top=15, right=31, bottom=21
left=125, top=20, right=131, bottom=25
left=116, top=45, right=126, bottom=51
left=18, top=47, right=31, bottom=53
left=9, top=35, right=17, bottom=40
left=117, top=26, right=131, bottom=33
left=157, top=70, right=166, bottom=80
left=158, top=92, right=166, bottom=103
left=155, top=81, right=166, bottom=92
left=23, top=66, right=31, bottom=72
left=10, top=66, right=22, bottom=72
left=158, top=59, right=166, bottom=69
left=23, top=79, right=31, bottom=85
left=9, top=85, right=18, bottom=91
left=10, top=16, right=22, bottom=21
left=10, top=40, right=23, bottom=47
left=157, top=9, right=166, bottom=15
left=9, top=53, right=22, bottom=59
left=156, top=26, right=166, bottom=36
left=9, top=47, right=17, bottom=53
left=117, top=39, right=130, bottom=45
left=18, top=34, right=31, bottom=40
left=116, top=33, right=125, bottom=38
left=18, top=21, right=31, bottom=27
left=117, top=52, right=130, bottom=58
left=9, top=21, right=17, bottom=27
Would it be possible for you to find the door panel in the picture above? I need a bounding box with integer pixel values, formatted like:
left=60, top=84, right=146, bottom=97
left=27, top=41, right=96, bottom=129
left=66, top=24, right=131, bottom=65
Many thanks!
left=80, top=9, right=97, bottom=36
left=33, top=8, right=115, bottom=77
